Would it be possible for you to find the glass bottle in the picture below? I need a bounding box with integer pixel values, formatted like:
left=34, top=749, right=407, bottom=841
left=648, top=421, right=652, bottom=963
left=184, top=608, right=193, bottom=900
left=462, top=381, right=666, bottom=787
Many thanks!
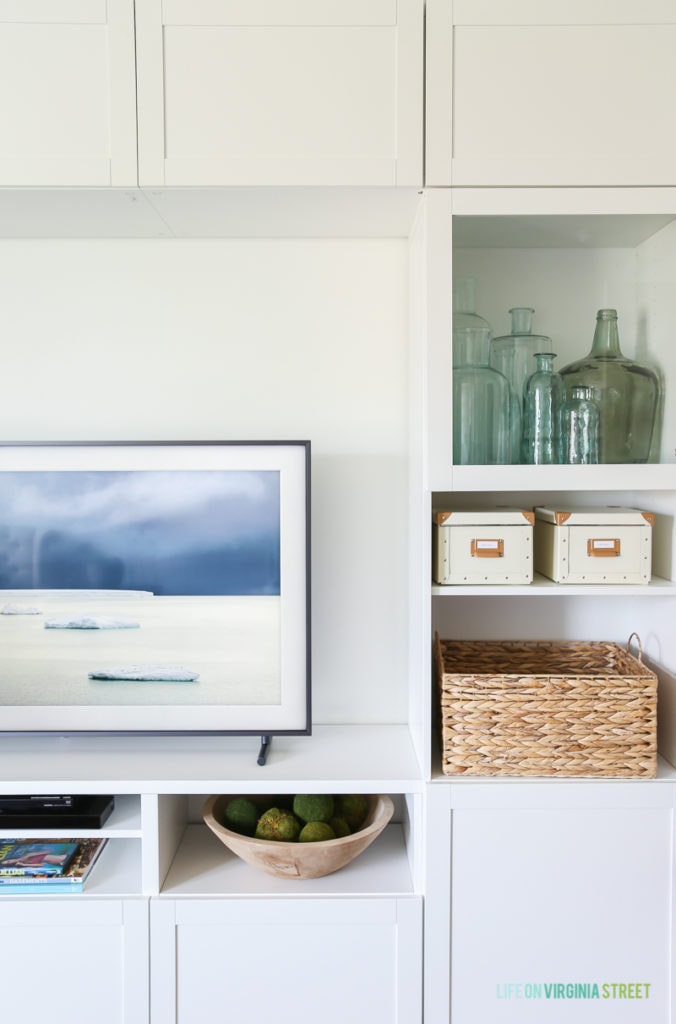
left=560, top=386, right=600, bottom=464
left=452, top=277, right=492, bottom=334
left=490, top=308, right=553, bottom=463
left=558, top=308, right=660, bottom=463
left=521, top=352, right=564, bottom=464
left=453, top=324, right=511, bottom=465
left=452, top=277, right=510, bottom=465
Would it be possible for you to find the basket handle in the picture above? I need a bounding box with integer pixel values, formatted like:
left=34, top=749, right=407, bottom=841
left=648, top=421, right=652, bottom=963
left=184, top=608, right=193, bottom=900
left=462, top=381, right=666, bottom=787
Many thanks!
left=626, top=632, right=643, bottom=662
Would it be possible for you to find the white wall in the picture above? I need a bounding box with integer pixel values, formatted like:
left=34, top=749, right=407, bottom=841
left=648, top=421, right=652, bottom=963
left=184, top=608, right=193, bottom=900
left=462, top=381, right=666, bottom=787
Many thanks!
left=0, top=237, right=411, bottom=724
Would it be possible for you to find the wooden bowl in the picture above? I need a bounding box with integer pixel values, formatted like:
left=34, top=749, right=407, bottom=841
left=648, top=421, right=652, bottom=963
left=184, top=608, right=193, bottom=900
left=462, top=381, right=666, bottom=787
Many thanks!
left=203, top=794, right=394, bottom=879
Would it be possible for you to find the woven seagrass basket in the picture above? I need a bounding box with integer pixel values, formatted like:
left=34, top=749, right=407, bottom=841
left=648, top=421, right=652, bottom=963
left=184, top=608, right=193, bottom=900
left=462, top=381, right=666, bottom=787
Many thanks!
left=435, top=632, right=657, bottom=778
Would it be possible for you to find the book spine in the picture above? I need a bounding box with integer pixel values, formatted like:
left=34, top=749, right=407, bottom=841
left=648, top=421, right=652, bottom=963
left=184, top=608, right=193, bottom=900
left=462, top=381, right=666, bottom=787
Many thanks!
left=0, top=882, right=84, bottom=894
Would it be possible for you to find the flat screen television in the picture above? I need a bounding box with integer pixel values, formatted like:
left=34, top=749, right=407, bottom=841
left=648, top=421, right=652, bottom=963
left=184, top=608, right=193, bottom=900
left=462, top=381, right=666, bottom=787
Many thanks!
left=0, top=441, right=311, bottom=742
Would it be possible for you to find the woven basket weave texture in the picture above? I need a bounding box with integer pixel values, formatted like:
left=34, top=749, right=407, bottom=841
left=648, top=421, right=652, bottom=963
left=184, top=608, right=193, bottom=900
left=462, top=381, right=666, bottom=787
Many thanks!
left=436, top=635, right=657, bottom=778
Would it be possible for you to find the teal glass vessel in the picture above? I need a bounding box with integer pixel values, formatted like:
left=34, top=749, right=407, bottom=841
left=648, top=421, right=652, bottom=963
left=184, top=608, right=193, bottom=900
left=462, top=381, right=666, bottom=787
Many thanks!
left=490, top=308, right=553, bottom=464
left=521, top=352, right=564, bottom=464
left=452, top=277, right=510, bottom=465
left=452, top=276, right=492, bottom=334
left=558, top=308, right=660, bottom=463
left=453, top=325, right=511, bottom=465
left=560, top=385, right=600, bottom=464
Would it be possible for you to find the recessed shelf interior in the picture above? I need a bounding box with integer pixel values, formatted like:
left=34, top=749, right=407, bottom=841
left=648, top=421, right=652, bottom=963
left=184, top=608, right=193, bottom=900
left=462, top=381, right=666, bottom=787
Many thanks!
left=161, top=821, right=415, bottom=898
left=452, top=214, right=676, bottom=250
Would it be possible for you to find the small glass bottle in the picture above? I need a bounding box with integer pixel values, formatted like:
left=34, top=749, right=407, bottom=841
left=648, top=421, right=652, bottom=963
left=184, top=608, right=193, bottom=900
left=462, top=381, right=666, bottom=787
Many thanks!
left=560, top=386, right=600, bottom=464
left=490, top=307, right=552, bottom=463
left=558, top=308, right=660, bottom=463
left=521, top=352, right=564, bottom=464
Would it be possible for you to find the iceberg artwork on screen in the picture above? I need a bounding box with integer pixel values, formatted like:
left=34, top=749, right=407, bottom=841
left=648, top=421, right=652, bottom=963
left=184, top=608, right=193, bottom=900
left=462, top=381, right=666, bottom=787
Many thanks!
left=0, top=442, right=310, bottom=736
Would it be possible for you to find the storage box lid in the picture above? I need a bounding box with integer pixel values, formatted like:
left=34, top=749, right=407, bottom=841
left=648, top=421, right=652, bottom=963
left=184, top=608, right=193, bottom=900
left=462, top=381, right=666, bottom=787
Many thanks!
left=434, top=507, right=534, bottom=527
left=534, top=505, right=654, bottom=527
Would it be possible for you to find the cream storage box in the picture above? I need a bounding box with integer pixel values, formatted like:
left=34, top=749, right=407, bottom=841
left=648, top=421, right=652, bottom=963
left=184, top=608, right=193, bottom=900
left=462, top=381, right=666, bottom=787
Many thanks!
left=534, top=506, right=654, bottom=585
left=433, top=508, right=534, bottom=585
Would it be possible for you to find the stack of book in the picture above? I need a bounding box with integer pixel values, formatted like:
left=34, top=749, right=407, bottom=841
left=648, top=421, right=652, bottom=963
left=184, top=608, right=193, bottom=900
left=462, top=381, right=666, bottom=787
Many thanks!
left=0, top=838, right=108, bottom=893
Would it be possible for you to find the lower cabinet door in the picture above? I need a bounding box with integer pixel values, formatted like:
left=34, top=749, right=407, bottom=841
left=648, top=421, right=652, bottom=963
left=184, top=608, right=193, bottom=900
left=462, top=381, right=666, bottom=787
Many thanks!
left=150, top=897, right=422, bottom=1023
left=449, top=794, right=674, bottom=1023
left=0, top=898, right=148, bottom=1022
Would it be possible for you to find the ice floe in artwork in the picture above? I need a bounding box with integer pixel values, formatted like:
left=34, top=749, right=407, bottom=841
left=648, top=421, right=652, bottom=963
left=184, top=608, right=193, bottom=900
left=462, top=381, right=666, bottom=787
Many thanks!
left=44, top=615, right=140, bottom=630
left=1, top=604, right=42, bottom=615
left=89, top=664, right=199, bottom=682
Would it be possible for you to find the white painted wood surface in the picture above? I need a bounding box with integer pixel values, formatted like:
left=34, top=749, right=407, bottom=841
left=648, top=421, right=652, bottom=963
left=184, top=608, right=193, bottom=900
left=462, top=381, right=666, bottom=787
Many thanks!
left=136, top=0, right=423, bottom=187
left=0, top=0, right=137, bottom=186
left=426, top=0, right=676, bottom=186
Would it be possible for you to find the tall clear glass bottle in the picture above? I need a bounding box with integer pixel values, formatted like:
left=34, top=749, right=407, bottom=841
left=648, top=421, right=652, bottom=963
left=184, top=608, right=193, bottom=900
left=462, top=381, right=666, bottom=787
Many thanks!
left=558, top=308, right=660, bottom=463
left=521, top=352, right=564, bottom=464
left=489, top=307, right=553, bottom=463
left=453, top=325, right=511, bottom=465
left=452, top=277, right=491, bottom=334
left=452, top=277, right=510, bottom=465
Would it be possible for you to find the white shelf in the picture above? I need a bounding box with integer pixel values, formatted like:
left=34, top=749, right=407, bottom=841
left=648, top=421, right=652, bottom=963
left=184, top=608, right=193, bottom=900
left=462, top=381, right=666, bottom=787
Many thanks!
left=450, top=187, right=676, bottom=235
left=0, top=794, right=142, bottom=839
left=161, top=822, right=414, bottom=898
left=432, top=574, right=676, bottom=597
left=0, top=838, right=142, bottom=898
left=0, top=187, right=423, bottom=240
left=449, top=464, right=676, bottom=493
left=0, top=726, right=422, bottom=794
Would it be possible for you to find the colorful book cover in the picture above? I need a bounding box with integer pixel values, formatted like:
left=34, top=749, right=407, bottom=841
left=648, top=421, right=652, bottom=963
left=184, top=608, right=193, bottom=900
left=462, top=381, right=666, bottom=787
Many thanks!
left=0, top=840, right=79, bottom=876
left=0, top=838, right=108, bottom=892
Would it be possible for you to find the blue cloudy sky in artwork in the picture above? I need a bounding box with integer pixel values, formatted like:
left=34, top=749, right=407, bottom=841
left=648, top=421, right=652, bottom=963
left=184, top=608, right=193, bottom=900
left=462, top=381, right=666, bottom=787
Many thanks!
left=0, top=470, right=280, bottom=595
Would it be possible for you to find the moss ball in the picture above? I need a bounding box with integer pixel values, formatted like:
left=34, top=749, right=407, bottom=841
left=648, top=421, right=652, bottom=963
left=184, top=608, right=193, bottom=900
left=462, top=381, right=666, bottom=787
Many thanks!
left=329, top=817, right=352, bottom=838
left=223, top=797, right=260, bottom=836
left=334, top=795, right=369, bottom=831
left=292, top=793, right=335, bottom=823
left=255, top=807, right=302, bottom=842
left=298, top=821, right=336, bottom=843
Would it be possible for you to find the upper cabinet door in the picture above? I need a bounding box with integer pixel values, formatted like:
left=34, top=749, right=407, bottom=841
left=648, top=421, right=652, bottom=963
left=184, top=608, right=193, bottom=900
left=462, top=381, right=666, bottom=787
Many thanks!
left=426, top=0, right=676, bottom=187
left=0, top=0, right=137, bottom=186
left=136, top=0, right=423, bottom=187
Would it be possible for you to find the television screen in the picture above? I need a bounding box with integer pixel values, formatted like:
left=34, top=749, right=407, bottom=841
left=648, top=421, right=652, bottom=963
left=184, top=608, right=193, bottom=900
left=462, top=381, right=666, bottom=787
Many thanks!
left=0, top=441, right=311, bottom=737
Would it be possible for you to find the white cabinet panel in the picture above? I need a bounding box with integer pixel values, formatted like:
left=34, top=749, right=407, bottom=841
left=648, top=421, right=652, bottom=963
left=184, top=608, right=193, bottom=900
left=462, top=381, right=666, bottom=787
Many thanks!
left=151, top=896, right=422, bottom=1023
left=0, top=0, right=137, bottom=186
left=426, top=0, right=676, bottom=186
left=424, top=785, right=676, bottom=1024
left=0, top=898, right=148, bottom=1022
left=136, top=0, right=423, bottom=187
left=450, top=799, right=673, bottom=1022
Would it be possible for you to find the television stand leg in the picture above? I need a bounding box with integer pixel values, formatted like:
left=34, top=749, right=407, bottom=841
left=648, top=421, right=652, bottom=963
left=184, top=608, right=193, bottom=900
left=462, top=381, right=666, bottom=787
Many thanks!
left=257, top=735, right=272, bottom=766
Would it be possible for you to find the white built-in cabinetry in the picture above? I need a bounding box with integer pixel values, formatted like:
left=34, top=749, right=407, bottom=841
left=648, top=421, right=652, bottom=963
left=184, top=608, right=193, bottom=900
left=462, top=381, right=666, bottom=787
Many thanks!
left=135, top=0, right=423, bottom=188
left=421, top=3, right=676, bottom=1022
left=426, top=0, right=676, bottom=187
left=2, top=1, right=676, bottom=1022
left=0, top=0, right=137, bottom=187
left=0, top=730, right=422, bottom=1023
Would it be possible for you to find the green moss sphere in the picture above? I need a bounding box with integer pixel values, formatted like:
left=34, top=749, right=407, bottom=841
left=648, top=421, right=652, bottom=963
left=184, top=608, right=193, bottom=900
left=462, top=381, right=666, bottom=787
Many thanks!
left=292, top=793, right=335, bottom=823
left=329, top=817, right=352, bottom=838
left=335, top=794, right=369, bottom=831
left=223, top=797, right=260, bottom=836
left=255, top=807, right=302, bottom=842
left=298, top=821, right=336, bottom=843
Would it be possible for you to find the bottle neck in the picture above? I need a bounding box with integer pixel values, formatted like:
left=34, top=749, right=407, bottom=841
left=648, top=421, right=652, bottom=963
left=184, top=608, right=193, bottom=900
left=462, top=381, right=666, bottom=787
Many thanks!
left=510, top=307, right=534, bottom=335
left=589, top=309, right=622, bottom=358
left=534, top=352, right=556, bottom=373
left=453, top=327, right=491, bottom=367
